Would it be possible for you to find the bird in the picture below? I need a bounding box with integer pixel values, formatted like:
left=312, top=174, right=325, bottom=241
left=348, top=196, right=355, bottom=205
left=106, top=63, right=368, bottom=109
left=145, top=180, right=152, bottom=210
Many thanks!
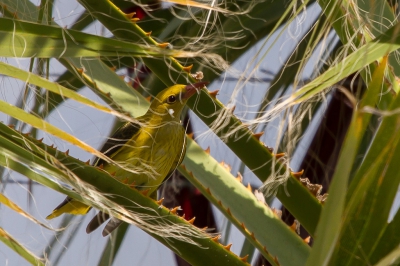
left=46, top=82, right=208, bottom=236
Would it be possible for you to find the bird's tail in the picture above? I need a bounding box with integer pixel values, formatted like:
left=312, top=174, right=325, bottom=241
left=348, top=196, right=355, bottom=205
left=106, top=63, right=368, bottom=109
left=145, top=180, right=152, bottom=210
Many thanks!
left=46, top=197, right=91, bottom=219
left=86, top=212, right=110, bottom=234
left=103, top=218, right=123, bottom=236
left=86, top=212, right=123, bottom=236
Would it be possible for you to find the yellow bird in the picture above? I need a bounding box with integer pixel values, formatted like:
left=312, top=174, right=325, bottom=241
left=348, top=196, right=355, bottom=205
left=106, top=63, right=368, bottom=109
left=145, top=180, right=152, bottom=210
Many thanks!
left=46, top=82, right=207, bottom=236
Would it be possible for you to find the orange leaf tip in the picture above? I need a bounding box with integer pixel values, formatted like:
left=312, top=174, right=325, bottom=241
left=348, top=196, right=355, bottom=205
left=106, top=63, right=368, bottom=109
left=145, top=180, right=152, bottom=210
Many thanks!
left=240, top=254, right=249, bottom=262
left=291, top=169, right=304, bottom=178
left=157, top=42, right=169, bottom=49
left=240, top=223, right=246, bottom=230
left=229, top=105, right=236, bottom=114
left=98, top=163, right=104, bottom=169
left=110, top=172, right=116, bottom=177
left=125, top=12, right=136, bottom=19
left=187, top=217, right=195, bottom=224
left=170, top=206, right=180, bottom=214
left=236, top=172, right=243, bottom=183
left=85, top=159, right=90, bottom=165
left=182, top=65, right=193, bottom=73
left=290, top=222, right=297, bottom=232
left=220, top=161, right=232, bottom=172
left=187, top=132, right=194, bottom=139
left=122, top=178, right=129, bottom=184
left=201, top=226, right=208, bottom=231
left=227, top=208, right=232, bottom=216
left=246, top=183, right=252, bottom=192
left=211, top=235, right=220, bottom=242
left=156, top=198, right=164, bottom=205
left=303, top=236, right=311, bottom=244
left=129, top=182, right=136, bottom=189
left=109, top=66, right=117, bottom=72
left=131, top=17, right=140, bottom=22
left=141, top=188, right=150, bottom=196
left=8, top=124, right=15, bottom=128
left=181, top=213, right=185, bottom=219
left=37, top=138, right=44, bottom=143
left=206, top=187, right=211, bottom=194
left=77, top=67, right=84, bottom=74
left=218, top=200, right=222, bottom=206
left=145, top=31, right=152, bottom=37
left=252, top=131, right=264, bottom=141
left=209, top=90, right=219, bottom=98
left=145, top=96, right=152, bottom=102
left=250, top=232, right=256, bottom=240
left=65, top=149, right=69, bottom=156
left=204, top=147, right=210, bottom=154
left=223, top=244, right=232, bottom=251
left=274, top=152, right=285, bottom=159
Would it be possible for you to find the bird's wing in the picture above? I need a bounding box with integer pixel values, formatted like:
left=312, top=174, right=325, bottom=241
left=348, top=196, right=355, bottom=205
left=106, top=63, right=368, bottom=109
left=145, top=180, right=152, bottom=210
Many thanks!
left=157, top=127, right=187, bottom=202
left=165, top=128, right=187, bottom=181
left=46, top=124, right=141, bottom=219
left=94, top=122, right=141, bottom=166
left=86, top=122, right=142, bottom=234
left=98, top=126, right=186, bottom=236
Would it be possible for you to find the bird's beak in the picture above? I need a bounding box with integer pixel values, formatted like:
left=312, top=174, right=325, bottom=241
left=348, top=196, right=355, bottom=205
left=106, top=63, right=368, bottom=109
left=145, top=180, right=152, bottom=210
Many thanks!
left=183, top=82, right=209, bottom=99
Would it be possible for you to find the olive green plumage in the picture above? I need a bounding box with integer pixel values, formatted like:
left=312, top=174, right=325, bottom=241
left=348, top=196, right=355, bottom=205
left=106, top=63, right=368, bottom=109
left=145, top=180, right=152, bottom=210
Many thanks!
left=46, top=82, right=206, bottom=236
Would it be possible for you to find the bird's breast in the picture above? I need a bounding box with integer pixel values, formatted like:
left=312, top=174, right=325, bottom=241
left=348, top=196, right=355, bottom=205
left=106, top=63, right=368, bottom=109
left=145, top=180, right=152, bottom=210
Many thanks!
left=150, top=122, right=185, bottom=173
left=109, top=121, right=185, bottom=191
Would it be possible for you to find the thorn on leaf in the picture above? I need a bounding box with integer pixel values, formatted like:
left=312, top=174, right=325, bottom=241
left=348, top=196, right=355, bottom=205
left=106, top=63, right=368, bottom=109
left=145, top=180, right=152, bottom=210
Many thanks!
left=156, top=198, right=164, bottom=205
left=182, top=65, right=193, bottom=73
left=211, top=235, right=220, bottom=242
left=252, top=132, right=264, bottom=141
left=240, top=254, right=249, bottom=262
left=209, top=90, right=219, bottom=98
left=223, top=243, right=232, bottom=251
left=157, top=42, right=169, bottom=49
left=170, top=206, right=180, bottom=214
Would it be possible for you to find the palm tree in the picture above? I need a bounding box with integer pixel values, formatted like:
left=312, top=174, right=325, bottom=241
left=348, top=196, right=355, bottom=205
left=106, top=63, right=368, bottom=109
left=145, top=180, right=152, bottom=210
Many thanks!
left=0, top=0, right=399, bottom=265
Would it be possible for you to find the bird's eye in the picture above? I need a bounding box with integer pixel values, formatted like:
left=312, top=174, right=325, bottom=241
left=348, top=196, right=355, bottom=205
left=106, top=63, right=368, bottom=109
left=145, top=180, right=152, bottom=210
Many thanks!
left=167, top=95, right=176, bottom=104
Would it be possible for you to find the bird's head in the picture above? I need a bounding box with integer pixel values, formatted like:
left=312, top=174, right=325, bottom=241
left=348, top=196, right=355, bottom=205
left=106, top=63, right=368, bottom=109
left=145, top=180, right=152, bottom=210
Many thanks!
left=148, top=82, right=208, bottom=120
